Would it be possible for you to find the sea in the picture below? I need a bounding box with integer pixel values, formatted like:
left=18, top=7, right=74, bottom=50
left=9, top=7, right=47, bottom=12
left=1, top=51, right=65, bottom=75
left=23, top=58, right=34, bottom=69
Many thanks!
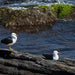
left=0, top=20, right=75, bottom=59
left=0, top=0, right=75, bottom=59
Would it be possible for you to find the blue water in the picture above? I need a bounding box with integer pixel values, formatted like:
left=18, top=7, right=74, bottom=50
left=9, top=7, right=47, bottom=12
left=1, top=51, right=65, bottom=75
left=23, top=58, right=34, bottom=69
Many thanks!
left=0, top=20, right=75, bottom=59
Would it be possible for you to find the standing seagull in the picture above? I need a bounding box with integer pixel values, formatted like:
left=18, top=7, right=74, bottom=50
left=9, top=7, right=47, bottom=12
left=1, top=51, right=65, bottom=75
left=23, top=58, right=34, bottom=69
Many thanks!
left=1, top=33, right=18, bottom=50
left=43, top=50, right=60, bottom=60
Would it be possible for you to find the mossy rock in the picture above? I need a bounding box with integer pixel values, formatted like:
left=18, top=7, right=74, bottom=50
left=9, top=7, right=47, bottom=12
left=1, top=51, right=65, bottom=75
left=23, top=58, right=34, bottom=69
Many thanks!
left=39, top=4, right=75, bottom=19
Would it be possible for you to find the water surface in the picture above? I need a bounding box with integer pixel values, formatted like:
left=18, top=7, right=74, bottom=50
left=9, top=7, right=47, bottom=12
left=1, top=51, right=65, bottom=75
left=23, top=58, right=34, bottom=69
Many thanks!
left=0, top=20, right=75, bottom=59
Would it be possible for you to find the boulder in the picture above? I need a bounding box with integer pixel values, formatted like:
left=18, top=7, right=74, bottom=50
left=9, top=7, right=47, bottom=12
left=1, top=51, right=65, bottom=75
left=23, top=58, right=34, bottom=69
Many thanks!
left=0, top=7, right=57, bottom=33
left=0, top=49, right=75, bottom=75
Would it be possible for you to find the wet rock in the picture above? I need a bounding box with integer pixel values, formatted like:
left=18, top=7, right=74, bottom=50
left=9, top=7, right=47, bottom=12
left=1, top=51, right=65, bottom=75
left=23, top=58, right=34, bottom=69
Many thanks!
left=0, top=49, right=75, bottom=75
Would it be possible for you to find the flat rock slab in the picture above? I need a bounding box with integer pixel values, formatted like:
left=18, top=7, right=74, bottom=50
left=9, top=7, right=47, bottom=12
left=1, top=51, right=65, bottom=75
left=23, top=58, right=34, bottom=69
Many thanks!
left=0, top=49, right=75, bottom=75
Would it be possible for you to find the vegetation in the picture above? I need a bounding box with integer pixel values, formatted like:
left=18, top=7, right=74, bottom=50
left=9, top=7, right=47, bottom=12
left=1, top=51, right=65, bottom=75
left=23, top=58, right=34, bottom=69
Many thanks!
left=39, top=4, right=75, bottom=18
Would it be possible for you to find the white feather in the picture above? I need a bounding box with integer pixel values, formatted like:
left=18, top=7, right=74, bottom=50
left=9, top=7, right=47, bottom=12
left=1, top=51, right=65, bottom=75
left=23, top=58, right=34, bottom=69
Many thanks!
left=53, top=50, right=59, bottom=60
left=8, top=33, right=17, bottom=45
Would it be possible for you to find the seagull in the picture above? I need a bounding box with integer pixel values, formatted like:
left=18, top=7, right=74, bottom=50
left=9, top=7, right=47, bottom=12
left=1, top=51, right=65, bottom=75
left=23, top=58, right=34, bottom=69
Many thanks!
left=43, top=50, right=60, bottom=60
left=1, top=33, right=18, bottom=50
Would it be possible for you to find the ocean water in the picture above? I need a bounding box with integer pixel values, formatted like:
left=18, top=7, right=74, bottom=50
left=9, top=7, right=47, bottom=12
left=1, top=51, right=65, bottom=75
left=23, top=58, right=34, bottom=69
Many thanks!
left=0, top=20, right=75, bottom=59
left=61, top=0, right=75, bottom=4
left=0, top=0, right=75, bottom=7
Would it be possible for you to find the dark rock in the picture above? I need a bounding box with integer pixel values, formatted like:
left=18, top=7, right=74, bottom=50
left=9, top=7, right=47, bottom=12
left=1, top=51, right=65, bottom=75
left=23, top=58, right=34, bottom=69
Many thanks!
left=0, top=49, right=75, bottom=75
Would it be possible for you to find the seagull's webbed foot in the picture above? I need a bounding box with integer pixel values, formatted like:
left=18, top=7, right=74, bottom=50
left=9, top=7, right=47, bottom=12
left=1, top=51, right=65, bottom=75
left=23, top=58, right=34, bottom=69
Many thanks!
left=9, top=45, right=13, bottom=50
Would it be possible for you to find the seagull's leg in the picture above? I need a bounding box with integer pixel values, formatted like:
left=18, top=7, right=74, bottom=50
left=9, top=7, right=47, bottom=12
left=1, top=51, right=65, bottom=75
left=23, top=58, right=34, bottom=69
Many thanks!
left=9, top=45, right=13, bottom=50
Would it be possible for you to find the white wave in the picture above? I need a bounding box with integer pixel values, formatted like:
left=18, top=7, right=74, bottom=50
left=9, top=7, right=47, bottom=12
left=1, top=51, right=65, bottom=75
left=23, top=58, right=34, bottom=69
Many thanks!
left=0, top=0, right=74, bottom=10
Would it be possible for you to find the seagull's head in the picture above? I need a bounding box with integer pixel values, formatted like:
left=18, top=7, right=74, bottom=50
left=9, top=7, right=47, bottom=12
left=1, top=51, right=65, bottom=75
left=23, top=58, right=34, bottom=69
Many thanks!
left=53, top=50, right=60, bottom=55
left=11, top=33, right=18, bottom=38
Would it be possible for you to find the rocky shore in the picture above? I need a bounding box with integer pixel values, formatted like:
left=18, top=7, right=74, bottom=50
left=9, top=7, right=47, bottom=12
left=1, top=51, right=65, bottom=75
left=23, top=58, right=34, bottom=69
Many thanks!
left=0, top=49, right=75, bottom=75
left=0, top=5, right=75, bottom=33
left=0, top=7, right=57, bottom=33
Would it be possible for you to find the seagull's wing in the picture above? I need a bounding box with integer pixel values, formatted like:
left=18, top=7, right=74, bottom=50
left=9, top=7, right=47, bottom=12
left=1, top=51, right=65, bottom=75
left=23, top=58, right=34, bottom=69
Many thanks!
left=43, top=54, right=53, bottom=60
left=1, top=37, right=12, bottom=44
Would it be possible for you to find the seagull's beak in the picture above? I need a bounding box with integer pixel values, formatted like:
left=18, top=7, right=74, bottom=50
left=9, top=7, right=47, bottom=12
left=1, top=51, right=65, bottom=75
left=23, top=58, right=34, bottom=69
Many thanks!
left=57, top=52, right=60, bottom=54
left=16, top=34, right=18, bottom=37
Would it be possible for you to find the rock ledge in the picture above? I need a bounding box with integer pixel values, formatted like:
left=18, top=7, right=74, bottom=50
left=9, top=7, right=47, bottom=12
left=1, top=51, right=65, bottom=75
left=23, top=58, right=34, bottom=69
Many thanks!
left=0, top=49, right=75, bottom=75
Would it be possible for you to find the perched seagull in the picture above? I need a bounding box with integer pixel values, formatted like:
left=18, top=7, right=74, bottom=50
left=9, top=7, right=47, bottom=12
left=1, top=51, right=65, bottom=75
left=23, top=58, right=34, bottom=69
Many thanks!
left=43, top=50, right=60, bottom=60
left=1, top=33, right=18, bottom=50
